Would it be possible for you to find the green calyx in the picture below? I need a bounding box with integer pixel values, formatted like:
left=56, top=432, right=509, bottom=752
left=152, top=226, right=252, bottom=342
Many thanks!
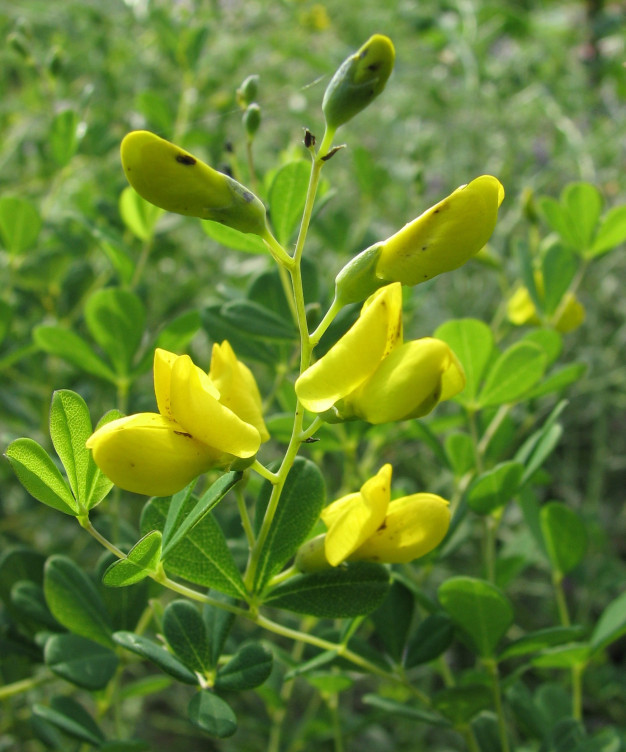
left=333, top=241, right=386, bottom=306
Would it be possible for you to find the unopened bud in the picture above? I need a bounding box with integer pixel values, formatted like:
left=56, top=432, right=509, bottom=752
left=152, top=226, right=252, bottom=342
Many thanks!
left=237, top=74, right=259, bottom=108
left=243, top=103, right=261, bottom=139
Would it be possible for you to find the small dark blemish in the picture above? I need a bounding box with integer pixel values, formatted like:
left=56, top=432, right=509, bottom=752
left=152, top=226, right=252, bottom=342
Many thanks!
left=421, top=246, right=428, bottom=251
left=304, top=129, right=315, bottom=148
left=174, top=430, right=193, bottom=438
left=176, top=154, right=196, bottom=166
left=367, top=62, right=381, bottom=72
left=224, top=141, right=234, bottom=153
left=434, top=209, right=440, bottom=214
left=242, top=190, right=254, bottom=203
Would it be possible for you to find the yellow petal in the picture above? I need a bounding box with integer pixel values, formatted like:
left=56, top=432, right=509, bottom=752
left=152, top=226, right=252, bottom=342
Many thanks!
left=153, top=348, right=178, bottom=418
left=350, top=493, right=451, bottom=563
left=554, top=293, right=585, bottom=333
left=209, top=341, right=270, bottom=442
left=507, top=286, right=540, bottom=326
left=296, top=283, right=403, bottom=413
left=344, top=338, right=465, bottom=424
left=86, top=413, right=222, bottom=496
left=376, top=175, right=505, bottom=285
left=322, top=465, right=392, bottom=566
left=170, top=355, right=261, bottom=458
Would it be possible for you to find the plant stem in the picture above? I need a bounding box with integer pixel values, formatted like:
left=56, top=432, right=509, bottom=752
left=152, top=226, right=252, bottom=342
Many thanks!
left=552, top=569, right=571, bottom=627
left=484, top=658, right=510, bottom=752
left=309, top=295, right=343, bottom=348
left=236, top=485, right=256, bottom=548
left=0, top=672, right=51, bottom=701
left=251, top=459, right=279, bottom=484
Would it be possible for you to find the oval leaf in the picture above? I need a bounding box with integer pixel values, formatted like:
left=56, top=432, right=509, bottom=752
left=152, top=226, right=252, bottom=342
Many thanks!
left=468, top=461, right=524, bottom=515
left=590, top=590, right=626, bottom=654
left=268, top=160, right=310, bottom=245
left=214, top=643, right=273, bottom=691
left=202, top=219, right=267, bottom=254
left=404, top=612, right=455, bottom=668
left=478, top=341, right=546, bottom=407
left=34, top=325, right=117, bottom=382
left=540, top=502, right=587, bottom=574
left=33, top=697, right=104, bottom=746
left=0, top=196, right=41, bottom=254
left=113, top=631, right=198, bottom=684
left=102, top=531, right=163, bottom=587
left=163, top=600, right=212, bottom=675
left=45, top=633, right=118, bottom=690
left=188, top=690, right=237, bottom=738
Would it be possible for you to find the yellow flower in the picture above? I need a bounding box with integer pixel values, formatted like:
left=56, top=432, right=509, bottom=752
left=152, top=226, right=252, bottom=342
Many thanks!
left=507, top=273, right=585, bottom=333
left=296, top=464, right=450, bottom=569
left=86, top=346, right=269, bottom=496
left=295, top=283, right=465, bottom=423
left=120, top=131, right=268, bottom=236
left=334, top=176, right=504, bottom=304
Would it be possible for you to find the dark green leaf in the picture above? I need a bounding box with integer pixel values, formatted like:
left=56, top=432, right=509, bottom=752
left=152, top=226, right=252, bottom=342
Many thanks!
left=0, top=196, right=41, bottom=254
left=220, top=299, right=297, bottom=341
left=101, top=741, right=151, bottom=752
left=163, top=600, right=212, bottom=675
left=45, top=633, right=118, bottom=689
left=203, top=594, right=237, bottom=667
left=253, top=457, right=326, bottom=591
left=467, top=461, right=524, bottom=515
left=215, top=643, right=273, bottom=691
left=404, top=612, right=455, bottom=668
left=113, top=631, right=198, bottom=684
left=590, top=590, right=626, bottom=654
left=540, top=502, right=587, bottom=574
left=5, top=438, right=78, bottom=515
left=202, top=219, right=267, bottom=253
left=433, top=685, right=493, bottom=724
left=188, top=690, right=237, bottom=738
left=44, top=555, right=113, bottom=647
left=265, top=563, right=390, bottom=617
left=10, top=580, right=59, bottom=630
left=362, top=694, right=451, bottom=726
left=33, top=697, right=105, bottom=746
left=478, top=342, right=546, bottom=407
left=102, top=531, right=162, bottom=587
left=268, top=160, right=310, bottom=245
left=202, top=304, right=278, bottom=365
left=371, top=580, right=414, bottom=662
left=439, top=577, right=513, bottom=657
left=34, top=325, right=117, bottom=382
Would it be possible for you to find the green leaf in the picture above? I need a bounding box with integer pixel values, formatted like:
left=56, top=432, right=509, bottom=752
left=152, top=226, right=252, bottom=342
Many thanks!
left=540, top=502, right=587, bottom=574
left=119, top=186, right=162, bottom=241
left=404, top=612, right=455, bottom=668
left=562, top=182, right=603, bottom=252
left=445, top=432, right=475, bottom=477
left=154, top=310, right=202, bottom=355
left=434, top=318, right=494, bottom=405
left=527, top=363, right=587, bottom=399
left=204, top=595, right=236, bottom=667
left=371, top=580, right=414, bottom=662
left=10, top=580, right=59, bottom=630
left=161, top=471, right=242, bottom=557
left=188, top=690, right=237, bottom=738
left=268, top=160, right=310, bottom=245
left=44, top=633, right=118, bottom=690
left=515, top=237, right=541, bottom=310
left=0, top=299, right=12, bottom=345
left=34, top=325, right=117, bottom=382
left=478, top=341, right=546, bottom=407
left=523, top=328, right=563, bottom=367
left=516, top=407, right=565, bottom=485
left=202, top=303, right=278, bottom=365
left=102, top=531, right=163, bottom=587
left=202, top=219, right=267, bottom=253
left=590, top=590, right=626, bottom=654
left=85, top=288, right=146, bottom=377
left=5, top=438, right=78, bottom=515
left=589, top=205, right=626, bottom=257
left=113, top=631, right=198, bottom=684
left=362, top=694, right=451, bottom=727
left=101, top=741, right=151, bottom=752
left=50, top=109, right=79, bottom=167
left=163, top=600, right=212, bottom=675
left=499, top=625, right=586, bottom=660
left=141, top=496, right=246, bottom=598
left=265, top=563, right=390, bottom=618
left=531, top=642, right=590, bottom=669
left=433, top=685, right=493, bottom=724
left=254, top=457, right=326, bottom=591
left=541, top=244, right=578, bottom=316
left=44, top=555, right=113, bottom=647
left=0, top=196, right=42, bottom=254
left=49, top=390, right=93, bottom=508
left=220, top=299, right=297, bottom=341
left=33, top=697, right=105, bottom=746
left=215, top=643, right=273, bottom=691
left=438, top=576, right=514, bottom=657
left=467, top=461, right=524, bottom=515
left=88, top=224, right=135, bottom=285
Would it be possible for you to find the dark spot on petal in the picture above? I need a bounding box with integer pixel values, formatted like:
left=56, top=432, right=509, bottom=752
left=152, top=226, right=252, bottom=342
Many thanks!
left=174, top=430, right=193, bottom=438
left=242, top=190, right=254, bottom=203
left=421, top=246, right=428, bottom=251
left=367, top=62, right=381, bottom=72
left=176, top=154, right=196, bottom=166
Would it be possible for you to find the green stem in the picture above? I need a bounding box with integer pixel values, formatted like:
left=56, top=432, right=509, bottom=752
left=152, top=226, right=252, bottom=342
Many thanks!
left=327, top=693, right=344, bottom=752
left=572, top=663, right=584, bottom=721
left=0, top=672, right=52, bottom=701
left=251, top=459, right=279, bottom=484
left=483, top=515, right=498, bottom=583
left=552, top=569, right=571, bottom=627
left=236, top=486, right=256, bottom=549
left=309, top=295, right=343, bottom=348
left=459, top=724, right=481, bottom=752
left=484, top=658, right=510, bottom=752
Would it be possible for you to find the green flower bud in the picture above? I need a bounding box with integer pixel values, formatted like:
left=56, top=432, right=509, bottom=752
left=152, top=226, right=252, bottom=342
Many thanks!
left=322, top=34, right=395, bottom=131
left=333, top=241, right=386, bottom=306
left=243, top=103, right=261, bottom=139
left=237, top=74, right=259, bottom=108
left=120, top=130, right=269, bottom=236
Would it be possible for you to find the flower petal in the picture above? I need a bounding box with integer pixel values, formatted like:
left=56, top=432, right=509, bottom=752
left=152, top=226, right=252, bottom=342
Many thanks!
left=350, top=493, right=450, bottom=563
left=376, top=175, right=504, bottom=285
left=296, top=283, right=403, bottom=413
left=86, top=413, right=223, bottom=496
left=170, top=355, right=261, bottom=458
left=322, top=464, right=391, bottom=566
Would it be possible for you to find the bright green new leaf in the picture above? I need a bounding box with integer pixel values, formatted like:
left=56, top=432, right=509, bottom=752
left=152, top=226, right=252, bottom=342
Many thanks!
left=253, top=457, right=326, bottom=591
left=119, top=185, right=162, bottom=241
left=0, top=196, right=42, bottom=254
left=265, top=562, right=390, bottom=617
left=434, top=318, right=494, bottom=405
left=268, top=160, right=310, bottom=245
left=562, top=182, right=603, bottom=252
left=589, top=205, right=626, bottom=257
left=478, top=341, right=546, bottom=407
left=188, top=690, right=237, bottom=738
left=44, top=555, right=113, bottom=647
left=49, top=390, right=93, bottom=508
left=33, top=697, right=105, bottom=747
left=141, top=496, right=246, bottom=598
left=113, top=631, right=198, bottom=684
left=44, top=633, right=119, bottom=690
left=523, top=328, right=562, bottom=367
left=404, top=612, right=455, bottom=668
left=34, top=325, right=117, bottom=383
left=467, top=461, right=524, bottom=515
left=50, top=109, right=80, bottom=167
left=163, top=600, right=212, bottom=675
left=540, top=502, right=587, bottom=574
left=439, top=576, right=514, bottom=657
left=214, top=643, right=273, bottom=691
left=590, top=590, right=626, bottom=654
left=5, top=438, right=78, bottom=516
left=433, top=685, right=493, bottom=724
left=85, top=288, right=146, bottom=377
left=202, top=219, right=268, bottom=253
left=445, top=432, right=475, bottom=477
left=102, top=531, right=163, bottom=587
left=531, top=643, right=590, bottom=669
